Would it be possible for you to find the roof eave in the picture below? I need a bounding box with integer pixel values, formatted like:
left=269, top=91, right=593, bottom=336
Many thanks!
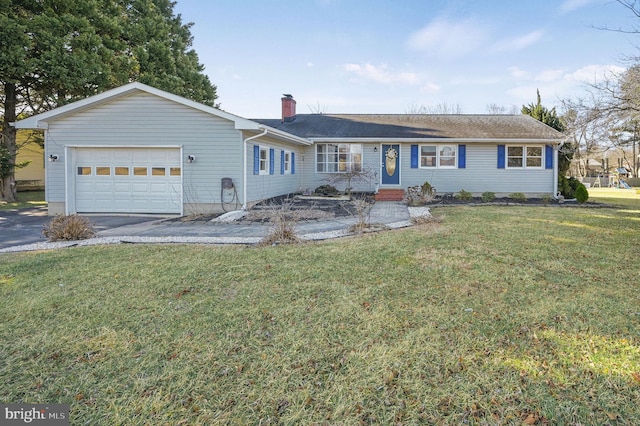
left=11, top=82, right=263, bottom=131
left=309, top=137, right=565, bottom=144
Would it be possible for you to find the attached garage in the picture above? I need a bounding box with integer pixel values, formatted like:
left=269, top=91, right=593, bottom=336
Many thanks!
left=70, top=147, right=182, bottom=214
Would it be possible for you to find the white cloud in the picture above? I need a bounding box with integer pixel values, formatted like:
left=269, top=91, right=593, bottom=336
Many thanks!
left=406, top=17, right=489, bottom=57
left=307, top=62, right=314, bottom=68
left=421, top=82, right=441, bottom=93
left=559, top=0, right=594, bottom=14
left=491, top=30, right=544, bottom=52
left=563, top=64, right=626, bottom=83
left=344, top=63, right=421, bottom=85
left=509, top=66, right=531, bottom=79
left=535, top=68, right=566, bottom=82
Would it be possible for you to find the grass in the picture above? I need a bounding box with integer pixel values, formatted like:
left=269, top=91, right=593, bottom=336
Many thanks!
left=588, top=187, right=640, bottom=209
left=1, top=198, right=639, bottom=424
left=0, top=190, right=46, bottom=210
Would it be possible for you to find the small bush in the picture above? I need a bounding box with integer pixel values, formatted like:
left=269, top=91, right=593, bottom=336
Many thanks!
left=574, top=183, right=589, bottom=204
left=348, top=194, right=374, bottom=234
left=509, top=192, right=526, bottom=202
left=481, top=191, right=495, bottom=202
left=258, top=199, right=302, bottom=246
left=314, top=184, right=338, bottom=196
left=558, top=176, right=581, bottom=199
left=42, top=214, right=96, bottom=242
left=405, top=183, right=434, bottom=206
left=421, top=181, right=435, bottom=197
left=541, top=194, right=553, bottom=205
left=455, top=189, right=473, bottom=201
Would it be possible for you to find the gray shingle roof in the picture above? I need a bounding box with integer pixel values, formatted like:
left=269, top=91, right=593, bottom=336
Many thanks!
left=254, top=114, right=564, bottom=141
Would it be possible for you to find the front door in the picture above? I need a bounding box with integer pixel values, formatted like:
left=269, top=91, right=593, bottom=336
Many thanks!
left=381, top=144, right=400, bottom=185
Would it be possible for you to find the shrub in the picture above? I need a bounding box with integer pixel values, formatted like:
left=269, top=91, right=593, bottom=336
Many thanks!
left=481, top=191, right=495, bottom=202
left=421, top=181, right=435, bottom=197
left=348, top=194, right=375, bottom=234
left=558, top=176, right=581, bottom=199
left=405, top=182, right=435, bottom=206
left=574, top=183, right=589, bottom=204
left=42, top=214, right=96, bottom=242
left=314, top=184, right=338, bottom=196
left=541, top=194, right=553, bottom=205
left=509, top=192, right=526, bottom=202
left=455, top=189, right=473, bottom=201
left=258, top=199, right=302, bottom=246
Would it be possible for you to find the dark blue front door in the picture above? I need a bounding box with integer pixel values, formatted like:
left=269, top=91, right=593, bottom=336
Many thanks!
left=381, top=144, right=400, bottom=185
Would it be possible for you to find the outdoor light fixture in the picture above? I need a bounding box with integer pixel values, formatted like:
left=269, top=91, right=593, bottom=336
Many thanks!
left=48, top=154, right=59, bottom=162
left=187, top=155, right=196, bottom=163
left=373, top=146, right=378, bottom=152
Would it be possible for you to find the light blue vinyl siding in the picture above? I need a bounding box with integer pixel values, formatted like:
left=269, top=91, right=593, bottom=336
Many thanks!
left=43, top=92, right=243, bottom=210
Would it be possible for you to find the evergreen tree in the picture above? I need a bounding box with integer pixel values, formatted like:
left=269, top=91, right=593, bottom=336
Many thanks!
left=1, top=0, right=217, bottom=201
left=522, top=90, right=573, bottom=178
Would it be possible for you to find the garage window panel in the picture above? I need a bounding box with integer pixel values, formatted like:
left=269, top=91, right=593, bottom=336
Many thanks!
left=96, top=167, right=111, bottom=176
left=77, top=167, right=91, bottom=175
left=115, top=167, right=129, bottom=176
left=152, top=167, right=166, bottom=176
left=134, top=167, right=148, bottom=176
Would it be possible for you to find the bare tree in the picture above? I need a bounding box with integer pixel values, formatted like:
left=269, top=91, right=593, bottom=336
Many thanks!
left=307, top=101, right=328, bottom=114
left=405, top=102, right=463, bottom=114
left=486, top=103, right=518, bottom=114
left=560, top=99, right=612, bottom=177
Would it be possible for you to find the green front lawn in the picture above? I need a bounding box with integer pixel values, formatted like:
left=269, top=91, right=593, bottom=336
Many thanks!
left=0, top=190, right=46, bottom=210
left=1, top=200, right=639, bottom=424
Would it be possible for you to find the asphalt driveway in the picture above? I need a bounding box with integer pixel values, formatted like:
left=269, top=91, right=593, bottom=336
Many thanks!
left=0, top=207, right=160, bottom=250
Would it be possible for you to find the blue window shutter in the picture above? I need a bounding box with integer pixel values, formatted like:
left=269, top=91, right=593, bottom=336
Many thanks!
left=280, top=150, right=285, bottom=174
left=545, top=145, right=553, bottom=169
left=458, top=144, right=466, bottom=169
left=497, top=145, right=505, bottom=169
left=253, top=145, right=259, bottom=175
left=269, top=148, right=275, bottom=175
left=291, top=153, right=295, bottom=174
left=411, top=145, right=419, bottom=168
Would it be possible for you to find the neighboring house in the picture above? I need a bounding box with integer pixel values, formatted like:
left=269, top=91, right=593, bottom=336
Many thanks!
left=13, top=83, right=564, bottom=216
left=14, top=130, right=45, bottom=190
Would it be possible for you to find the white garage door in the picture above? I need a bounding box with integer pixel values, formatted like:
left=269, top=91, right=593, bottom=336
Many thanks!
left=74, top=148, right=182, bottom=214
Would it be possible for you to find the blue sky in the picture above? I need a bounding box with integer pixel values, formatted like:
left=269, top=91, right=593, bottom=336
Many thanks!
left=173, top=0, right=637, bottom=118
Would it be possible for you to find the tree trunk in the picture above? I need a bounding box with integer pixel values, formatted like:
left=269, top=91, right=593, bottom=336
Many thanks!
left=1, top=82, right=18, bottom=202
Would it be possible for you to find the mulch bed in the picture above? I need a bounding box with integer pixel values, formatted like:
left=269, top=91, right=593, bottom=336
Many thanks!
left=167, top=194, right=604, bottom=224
left=167, top=194, right=375, bottom=224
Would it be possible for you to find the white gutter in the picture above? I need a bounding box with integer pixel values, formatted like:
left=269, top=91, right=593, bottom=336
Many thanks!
left=242, top=128, right=268, bottom=210
left=310, top=137, right=565, bottom=144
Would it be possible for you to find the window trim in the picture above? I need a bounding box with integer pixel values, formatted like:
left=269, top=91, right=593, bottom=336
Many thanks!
left=506, top=144, right=545, bottom=169
left=316, top=143, right=363, bottom=174
left=282, top=150, right=291, bottom=175
left=258, top=146, right=269, bottom=175
left=419, top=144, right=458, bottom=169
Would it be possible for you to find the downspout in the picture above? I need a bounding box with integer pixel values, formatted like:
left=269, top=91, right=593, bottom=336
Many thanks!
left=553, top=143, right=559, bottom=199
left=242, top=128, right=268, bottom=210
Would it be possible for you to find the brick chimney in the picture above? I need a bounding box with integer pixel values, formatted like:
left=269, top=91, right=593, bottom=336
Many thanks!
left=281, top=94, right=296, bottom=122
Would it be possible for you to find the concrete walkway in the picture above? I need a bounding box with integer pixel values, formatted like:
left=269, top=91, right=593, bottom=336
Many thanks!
left=1, top=202, right=420, bottom=253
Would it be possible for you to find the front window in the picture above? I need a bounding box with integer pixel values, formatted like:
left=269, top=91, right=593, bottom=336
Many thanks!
left=507, top=145, right=543, bottom=169
left=316, top=143, right=362, bottom=173
left=420, top=144, right=456, bottom=168
left=507, top=146, right=523, bottom=168
left=526, top=146, right=542, bottom=167
left=283, top=151, right=291, bottom=174
left=259, top=146, right=269, bottom=175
